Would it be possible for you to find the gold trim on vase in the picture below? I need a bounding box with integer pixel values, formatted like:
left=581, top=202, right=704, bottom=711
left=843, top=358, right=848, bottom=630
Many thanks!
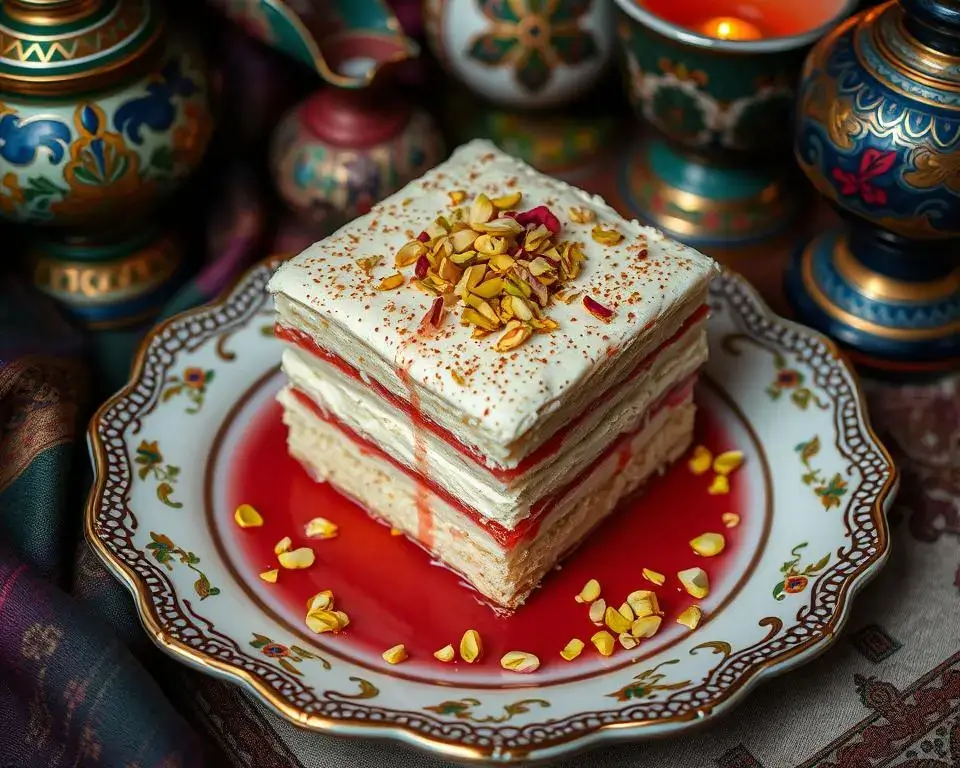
left=2, top=0, right=104, bottom=27
left=802, top=241, right=960, bottom=340
left=0, top=19, right=163, bottom=96
left=31, top=243, right=180, bottom=304
left=832, top=236, right=960, bottom=302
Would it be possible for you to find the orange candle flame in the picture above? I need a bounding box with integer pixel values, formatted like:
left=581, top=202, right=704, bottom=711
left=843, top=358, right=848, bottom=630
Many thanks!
left=699, top=15, right=764, bottom=41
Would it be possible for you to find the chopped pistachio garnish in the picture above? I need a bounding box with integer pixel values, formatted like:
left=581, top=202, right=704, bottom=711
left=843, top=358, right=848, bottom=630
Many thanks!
left=569, top=205, right=596, bottom=224
left=722, top=512, right=741, bottom=528
left=386, top=198, right=595, bottom=351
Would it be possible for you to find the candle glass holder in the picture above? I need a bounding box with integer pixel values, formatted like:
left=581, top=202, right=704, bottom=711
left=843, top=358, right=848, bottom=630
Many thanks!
left=613, top=0, right=857, bottom=247
left=787, top=0, right=960, bottom=375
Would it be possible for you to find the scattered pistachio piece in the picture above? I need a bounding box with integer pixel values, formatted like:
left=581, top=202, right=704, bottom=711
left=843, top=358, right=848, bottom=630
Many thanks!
left=690, top=532, right=726, bottom=557
left=569, top=205, right=596, bottom=224
left=390, top=527, right=403, bottom=536
left=678, top=567, right=710, bottom=599
left=588, top=598, right=607, bottom=625
left=722, top=512, right=741, bottom=528
left=604, top=606, right=632, bottom=634
left=642, top=568, right=666, bottom=586
left=278, top=547, right=315, bottom=570
left=632, top=615, right=663, bottom=638
left=591, top=630, right=615, bottom=657
left=591, top=223, right=624, bottom=246
left=306, top=590, right=334, bottom=613
left=377, top=272, right=405, bottom=291
left=500, top=651, right=540, bottom=673
left=713, top=450, right=745, bottom=476
left=448, top=190, right=467, bottom=206
left=460, top=629, right=483, bottom=663
left=234, top=503, right=263, bottom=528
left=304, top=517, right=338, bottom=539
left=305, top=609, right=342, bottom=634
left=708, top=475, right=730, bottom=495
left=688, top=445, right=713, bottom=475
left=561, top=638, right=584, bottom=661
left=576, top=578, right=601, bottom=603
left=677, top=605, right=703, bottom=630
left=259, top=569, right=278, bottom=583
left=382, top=644, right=408, bottom=664
left=618, top=632, right=638, bottom=650
left=273, top=536, right=292, bottom=555
left=618, top=602, right=635, bottom=622
left=626, top=590, right=660, bottom=618
left=434, top=644, right=455, bottom=662
left=355, top=254, right=382, bottom=274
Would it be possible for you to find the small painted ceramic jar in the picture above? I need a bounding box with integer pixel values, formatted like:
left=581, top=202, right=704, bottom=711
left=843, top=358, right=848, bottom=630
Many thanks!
left=270, top=88, right=446, bottom=229
left=424, top=0, right=616, bottom=109
left=0, top=0, right=213, bottom=230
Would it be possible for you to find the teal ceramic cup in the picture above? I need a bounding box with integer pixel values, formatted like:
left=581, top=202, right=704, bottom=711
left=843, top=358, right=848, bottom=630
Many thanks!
left=613, top=0, right=858, bottom=247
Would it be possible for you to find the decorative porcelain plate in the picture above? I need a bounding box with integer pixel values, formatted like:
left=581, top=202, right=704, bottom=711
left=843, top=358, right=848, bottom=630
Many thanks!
left=86, top=260, right=897, bottom=765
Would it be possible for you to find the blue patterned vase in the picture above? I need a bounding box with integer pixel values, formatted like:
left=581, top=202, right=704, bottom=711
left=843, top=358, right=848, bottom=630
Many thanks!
left=788, top=0, right=960, bottom=374
left=0, top=0, right=214, bottom=329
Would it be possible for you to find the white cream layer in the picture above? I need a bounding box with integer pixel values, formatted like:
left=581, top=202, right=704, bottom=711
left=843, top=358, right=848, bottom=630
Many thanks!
left=279, top=384, right=695, bottom=607
left=269, top=139, right=718, bottom=467
left=280, top=322, right=706, bottom=529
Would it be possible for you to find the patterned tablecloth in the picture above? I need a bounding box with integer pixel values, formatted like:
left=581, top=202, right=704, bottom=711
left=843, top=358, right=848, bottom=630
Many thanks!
left=0, top=46, right=957, bottom=768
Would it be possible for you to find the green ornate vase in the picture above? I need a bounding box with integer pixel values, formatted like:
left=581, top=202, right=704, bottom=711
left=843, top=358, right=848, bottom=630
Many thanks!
left=0, top=0, right=213, bottom=329
left=613, top=0, right=858, bottom=248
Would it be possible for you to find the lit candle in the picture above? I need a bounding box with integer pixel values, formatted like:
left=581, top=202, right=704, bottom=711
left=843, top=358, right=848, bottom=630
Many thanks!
left=698, top=15, right=764, bottom=41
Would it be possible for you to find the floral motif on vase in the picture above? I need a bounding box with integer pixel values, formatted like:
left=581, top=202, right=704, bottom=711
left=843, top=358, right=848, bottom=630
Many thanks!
left=0, top=46, right=211, bottom=226
left=467, top=0, right=599, bottom=92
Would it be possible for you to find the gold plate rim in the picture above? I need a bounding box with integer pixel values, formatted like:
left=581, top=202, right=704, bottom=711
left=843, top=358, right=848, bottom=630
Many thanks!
left=84, top=255, right=898, bottom=764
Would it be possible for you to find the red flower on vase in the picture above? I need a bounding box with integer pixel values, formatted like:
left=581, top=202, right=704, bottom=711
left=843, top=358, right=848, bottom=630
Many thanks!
left=831, top=148, right=897, bottom=206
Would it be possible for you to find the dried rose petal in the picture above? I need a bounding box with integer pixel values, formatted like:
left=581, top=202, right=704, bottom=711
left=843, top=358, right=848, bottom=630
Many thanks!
left=420, top=296, right=445, bottom=329
left=417, top=231, right=430, bottom=242
left=510, top=206, right=561, bottom=235
left=583, top=295, right=614, bottom=321
left=415, top=255, right=429, bottom=279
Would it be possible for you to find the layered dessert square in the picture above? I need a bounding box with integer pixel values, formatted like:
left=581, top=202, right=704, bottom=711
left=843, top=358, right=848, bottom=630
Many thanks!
left=268, top=140, right=718, bottom=609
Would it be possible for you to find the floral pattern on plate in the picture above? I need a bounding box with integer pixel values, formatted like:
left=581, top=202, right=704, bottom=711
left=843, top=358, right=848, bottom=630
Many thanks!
left=86, top=260, right=897, bottom=763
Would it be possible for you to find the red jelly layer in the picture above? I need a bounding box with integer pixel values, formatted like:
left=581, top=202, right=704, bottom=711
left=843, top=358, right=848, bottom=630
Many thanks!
left=275, top=304, right=708, bottom=482
left=288, top=371, right=696, bottom=550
